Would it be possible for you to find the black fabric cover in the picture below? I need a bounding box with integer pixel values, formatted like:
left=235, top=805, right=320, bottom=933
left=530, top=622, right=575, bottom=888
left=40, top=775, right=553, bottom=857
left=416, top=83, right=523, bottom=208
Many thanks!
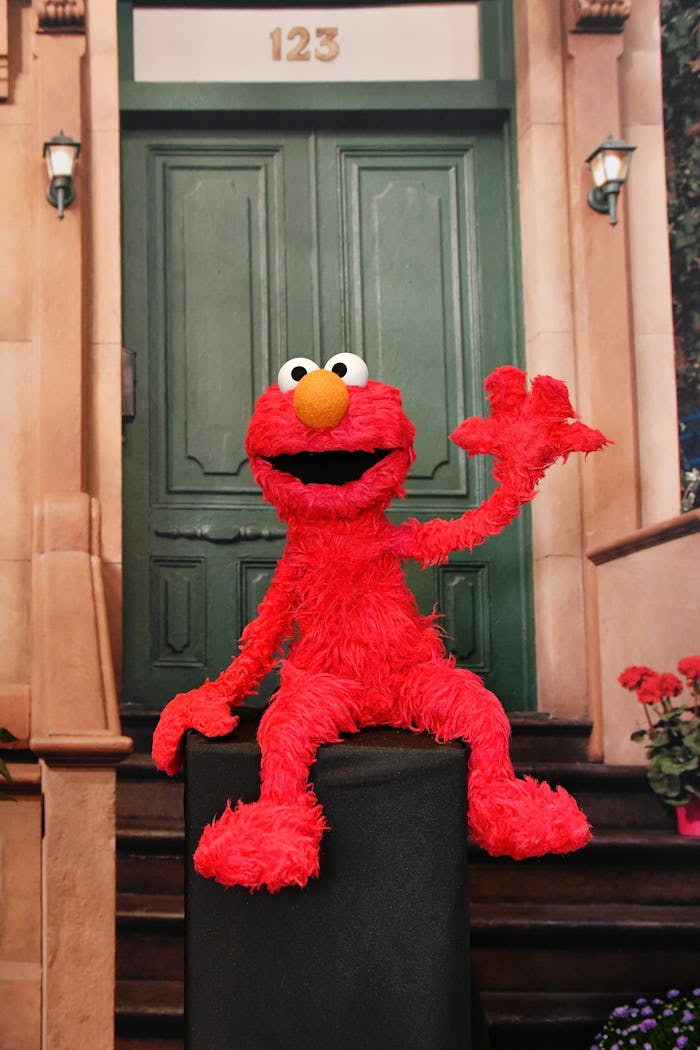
left=185, top=712, right=471, bottom=1050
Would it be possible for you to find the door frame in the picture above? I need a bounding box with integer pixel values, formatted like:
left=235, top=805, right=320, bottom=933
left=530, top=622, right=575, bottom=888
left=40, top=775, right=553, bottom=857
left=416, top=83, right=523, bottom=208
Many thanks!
left=117, top=0, right=535, bottom=711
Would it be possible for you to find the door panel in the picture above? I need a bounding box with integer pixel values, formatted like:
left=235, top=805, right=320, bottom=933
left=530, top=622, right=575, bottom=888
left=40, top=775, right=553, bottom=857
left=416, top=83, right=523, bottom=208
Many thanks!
left=122, top=120, right=534, bottom=710
left=153, top=144, right=290, bottom=502
left=318, top=135, right=474, bottom=495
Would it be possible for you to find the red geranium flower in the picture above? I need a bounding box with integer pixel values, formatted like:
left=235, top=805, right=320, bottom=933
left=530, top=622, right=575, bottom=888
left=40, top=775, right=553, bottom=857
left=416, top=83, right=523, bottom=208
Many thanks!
left=678, top=656, right=700, bottom=683
left=636, top=673, right=664, bottom=705
left=618, top=666, right=657, bottom=691
left=656, top=672, right=683, bottom=698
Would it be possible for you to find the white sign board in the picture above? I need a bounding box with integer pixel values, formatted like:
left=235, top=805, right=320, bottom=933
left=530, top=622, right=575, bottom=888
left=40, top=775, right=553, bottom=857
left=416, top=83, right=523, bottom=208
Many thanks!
left=133, top=5, right=481, bottom=83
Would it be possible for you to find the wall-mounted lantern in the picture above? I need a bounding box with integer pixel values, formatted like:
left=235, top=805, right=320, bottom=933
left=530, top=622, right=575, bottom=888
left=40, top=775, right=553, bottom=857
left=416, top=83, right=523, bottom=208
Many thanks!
left=43, top=131, right=81, bottom=220
left=586, top=134, right=636, bottom=227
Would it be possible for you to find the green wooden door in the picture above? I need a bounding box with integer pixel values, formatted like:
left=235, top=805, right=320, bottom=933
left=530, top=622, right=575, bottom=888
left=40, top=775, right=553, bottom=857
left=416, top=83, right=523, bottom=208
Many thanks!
left=121, top=117, right=534, bottom=711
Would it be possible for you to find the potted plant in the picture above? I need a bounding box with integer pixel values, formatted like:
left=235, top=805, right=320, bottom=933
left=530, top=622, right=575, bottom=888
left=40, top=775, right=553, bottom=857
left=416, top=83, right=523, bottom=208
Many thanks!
left=619, top=656, right=700, bottom=834
left=591, top=988, right=700, bottom=1049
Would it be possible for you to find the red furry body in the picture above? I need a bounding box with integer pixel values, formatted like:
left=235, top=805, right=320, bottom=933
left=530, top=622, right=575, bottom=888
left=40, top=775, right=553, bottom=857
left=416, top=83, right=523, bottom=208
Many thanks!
left=153, top=363, right=608, bottom=892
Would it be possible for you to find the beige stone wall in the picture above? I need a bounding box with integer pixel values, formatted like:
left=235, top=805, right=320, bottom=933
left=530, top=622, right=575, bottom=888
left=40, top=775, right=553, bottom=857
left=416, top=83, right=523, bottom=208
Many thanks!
left=514, top=1, right=591, bottom=719
left=0, top=0, right=35, bottom=741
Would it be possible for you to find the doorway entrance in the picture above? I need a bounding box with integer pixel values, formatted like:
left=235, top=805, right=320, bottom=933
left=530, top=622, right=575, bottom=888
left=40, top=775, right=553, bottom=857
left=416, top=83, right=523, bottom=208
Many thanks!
left=121, top=114, right=534, bottom=710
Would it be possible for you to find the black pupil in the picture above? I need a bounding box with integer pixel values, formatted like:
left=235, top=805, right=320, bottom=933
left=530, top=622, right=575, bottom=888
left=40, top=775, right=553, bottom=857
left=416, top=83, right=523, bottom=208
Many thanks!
left=291, top=365, right=307, bottom=382
left=332, top=362, right=348, bottom=378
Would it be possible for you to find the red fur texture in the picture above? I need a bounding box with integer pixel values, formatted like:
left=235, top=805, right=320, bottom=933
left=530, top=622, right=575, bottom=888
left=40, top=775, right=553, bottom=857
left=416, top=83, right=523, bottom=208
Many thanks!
left=152, top=365, right=609, bottom=891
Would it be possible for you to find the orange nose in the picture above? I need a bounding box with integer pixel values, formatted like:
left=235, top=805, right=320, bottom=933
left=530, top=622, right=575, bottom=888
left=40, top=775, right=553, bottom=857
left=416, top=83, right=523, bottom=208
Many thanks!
left=293, top=369, right=349, bottom=429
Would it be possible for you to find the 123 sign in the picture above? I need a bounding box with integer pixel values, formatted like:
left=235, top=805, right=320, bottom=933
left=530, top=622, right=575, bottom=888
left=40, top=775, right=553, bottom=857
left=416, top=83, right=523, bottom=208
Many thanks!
left=270, top=26, right=340, bottom=63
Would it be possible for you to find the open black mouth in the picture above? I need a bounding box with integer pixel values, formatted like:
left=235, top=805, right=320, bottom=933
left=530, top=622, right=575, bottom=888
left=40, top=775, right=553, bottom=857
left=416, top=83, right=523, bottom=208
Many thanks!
left=264, top=448, right=395, bottom=486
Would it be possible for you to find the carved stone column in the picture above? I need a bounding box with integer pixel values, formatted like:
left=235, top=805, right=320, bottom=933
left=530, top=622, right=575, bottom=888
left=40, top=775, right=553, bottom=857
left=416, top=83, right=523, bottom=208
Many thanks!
left=30, top=5, right=132, bottom=1048
left=562, top=1, right=639, bottom=757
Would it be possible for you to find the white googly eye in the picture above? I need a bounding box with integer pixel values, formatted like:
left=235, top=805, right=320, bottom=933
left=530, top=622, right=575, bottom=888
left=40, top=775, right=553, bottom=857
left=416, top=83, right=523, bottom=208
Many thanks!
left=324, top=353, right=369, bottom=387
left=277, top=358, right=320, bottom=393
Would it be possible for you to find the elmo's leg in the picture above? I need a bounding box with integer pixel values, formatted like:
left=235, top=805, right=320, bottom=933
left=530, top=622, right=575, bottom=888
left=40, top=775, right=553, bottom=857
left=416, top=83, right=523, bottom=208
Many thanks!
left=396, top=660, right=590, bottom=859
left=194, top=663, right=373, bottom=891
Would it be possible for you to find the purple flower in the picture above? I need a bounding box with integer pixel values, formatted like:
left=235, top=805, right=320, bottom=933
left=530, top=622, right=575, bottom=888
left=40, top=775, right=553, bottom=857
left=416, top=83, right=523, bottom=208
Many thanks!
left=668, top=989, right=680, bottom=998
left=640, top=1018, right=657, bottom=1032
left=642, top=1006, right=653, bottom=1016
left=677, top=1038, right=688, bottom=1048
left=682, top=1009, right=694, bottom=1023
left=614, top=1005, right=631, bottom=1018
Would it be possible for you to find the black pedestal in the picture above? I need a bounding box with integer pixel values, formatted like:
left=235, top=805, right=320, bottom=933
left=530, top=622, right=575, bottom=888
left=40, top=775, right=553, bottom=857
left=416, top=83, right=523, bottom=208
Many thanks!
left=185, top=712, right=470, bottom=1050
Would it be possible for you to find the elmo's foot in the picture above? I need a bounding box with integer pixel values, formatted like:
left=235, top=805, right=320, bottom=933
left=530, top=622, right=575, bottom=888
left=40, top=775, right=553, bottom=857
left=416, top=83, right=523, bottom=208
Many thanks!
left=468, top=775, right=591, bottom=860
left=193, top=797, right=327, bottom=892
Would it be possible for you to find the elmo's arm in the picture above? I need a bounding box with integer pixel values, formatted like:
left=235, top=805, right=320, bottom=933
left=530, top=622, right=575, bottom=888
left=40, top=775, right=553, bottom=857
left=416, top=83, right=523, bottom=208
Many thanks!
left=396, top=367, right=609, bottom=566
left=152, top=553, right=298, bottom=775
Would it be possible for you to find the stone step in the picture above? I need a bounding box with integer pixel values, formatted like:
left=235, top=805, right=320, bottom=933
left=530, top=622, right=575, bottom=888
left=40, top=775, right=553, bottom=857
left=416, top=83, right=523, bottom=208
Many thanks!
left=469, top=828, right=700, bottom=905
left=113, top=988, right=624, bottom=1050
left=471, top=901, right=700, bottom=994
left=117, top=756, right=184, bottom=823
left=116, top=898, right=184, bottom=984
left=120, top=707, right=593, bottom=760
left=117, top=888, right=700, bottom=990
left=117, top=851, right=185, bottom=898
left=471, top=900, right=700, bottom=945
left=482, top=990, right=627, bottom=1050
left=117, top=818, right=700, bottom=904
left=115, top=979, right=184, bottom=1049
left=512, top=761, right=667, bottom=829
left=115, top=1039, right=183, bottom=1050
left=120, top=752, right=660, bottom=832
left=115, top=893, right=699, bottom=1048
left=117, top=817, right=184, bottom=852
left=116, top=710, right=689, bottom=1050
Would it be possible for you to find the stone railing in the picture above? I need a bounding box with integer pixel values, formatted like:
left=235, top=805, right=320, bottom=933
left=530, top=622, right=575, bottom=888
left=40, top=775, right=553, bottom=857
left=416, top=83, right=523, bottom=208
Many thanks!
left=31, top=493, right=132, bottom=1049
left=590, top=508, right=700, bottom=765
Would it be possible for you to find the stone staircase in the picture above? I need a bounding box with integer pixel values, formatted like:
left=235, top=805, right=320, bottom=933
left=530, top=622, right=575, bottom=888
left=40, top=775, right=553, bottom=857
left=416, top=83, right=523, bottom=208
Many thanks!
left=116, top=711, right=700, bottom=1050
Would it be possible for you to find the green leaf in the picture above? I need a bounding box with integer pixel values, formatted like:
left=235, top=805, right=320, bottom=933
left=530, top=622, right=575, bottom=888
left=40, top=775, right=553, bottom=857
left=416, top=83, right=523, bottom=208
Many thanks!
left=0, top=756, right=12, bottom=782
left=0, top=727, right=17, bottom=744
left=648, top=767, right=681, bottom=795
left=649, top=729, right=671, bottom=749
left=657, top=751, right=698, bottom=775
left=630, top=729, right=648, bottom=743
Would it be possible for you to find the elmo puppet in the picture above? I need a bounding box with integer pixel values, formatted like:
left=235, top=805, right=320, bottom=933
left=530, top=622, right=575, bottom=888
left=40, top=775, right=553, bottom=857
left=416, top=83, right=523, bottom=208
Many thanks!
left=153, top=355, right=607, bottom=892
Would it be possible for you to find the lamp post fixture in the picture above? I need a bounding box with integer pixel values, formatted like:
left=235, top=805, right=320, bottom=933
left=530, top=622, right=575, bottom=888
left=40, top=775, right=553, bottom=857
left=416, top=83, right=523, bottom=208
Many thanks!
left=43, top=131, right=81, bottom=220
left=586, top=134, right=636, bottom=227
